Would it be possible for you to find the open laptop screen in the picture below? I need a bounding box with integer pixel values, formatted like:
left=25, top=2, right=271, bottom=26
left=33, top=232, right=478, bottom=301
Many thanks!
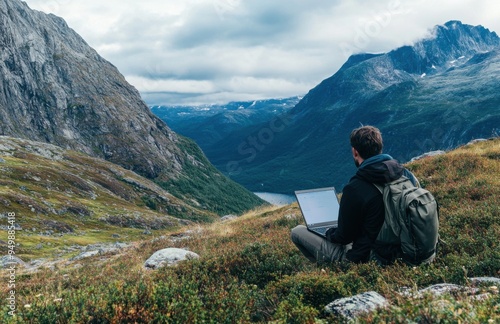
left=294, top=187, right=340, bottom=227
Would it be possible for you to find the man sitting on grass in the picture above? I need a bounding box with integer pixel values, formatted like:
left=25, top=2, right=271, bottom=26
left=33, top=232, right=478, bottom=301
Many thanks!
left=291, top=125, right=418, bottom=264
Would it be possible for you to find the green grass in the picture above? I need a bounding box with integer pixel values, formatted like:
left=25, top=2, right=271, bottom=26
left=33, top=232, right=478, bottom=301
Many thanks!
left=1, top=138, right=500, bottom=323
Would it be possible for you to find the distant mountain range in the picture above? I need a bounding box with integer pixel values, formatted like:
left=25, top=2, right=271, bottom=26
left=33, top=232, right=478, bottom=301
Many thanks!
left=151, top=97, right=301, bottom=150
left=0, top=0, right=263, bottom=215
left=153, top=21, right=500, bottom=194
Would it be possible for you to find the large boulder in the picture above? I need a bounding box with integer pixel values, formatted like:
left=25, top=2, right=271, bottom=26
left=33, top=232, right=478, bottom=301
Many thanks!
left=324, top=291, right=388, bottom=320
left=144, top=248, right=199, bottom=269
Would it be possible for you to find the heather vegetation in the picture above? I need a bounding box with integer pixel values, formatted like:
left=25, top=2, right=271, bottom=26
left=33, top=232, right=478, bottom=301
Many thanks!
left=1, top=138, right=500, bottom=322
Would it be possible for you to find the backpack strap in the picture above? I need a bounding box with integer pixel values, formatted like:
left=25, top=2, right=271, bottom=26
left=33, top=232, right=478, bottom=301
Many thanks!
left=372, top=175, right=411, bottom=193
left=372, top=182, right=383, bottom=194
left=403, top=169, right=420, bottom=187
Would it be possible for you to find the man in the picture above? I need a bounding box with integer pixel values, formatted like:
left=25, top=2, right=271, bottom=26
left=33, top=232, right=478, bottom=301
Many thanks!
left=291, top=125, right=418, bottom=264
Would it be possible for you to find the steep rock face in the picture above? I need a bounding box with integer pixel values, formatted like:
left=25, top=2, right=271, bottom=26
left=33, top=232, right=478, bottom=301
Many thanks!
left=0, top=0, right=180, bottom=178
left=295, top=21, right=500, bottom=116
left=0, top=0, right=264, bottom=214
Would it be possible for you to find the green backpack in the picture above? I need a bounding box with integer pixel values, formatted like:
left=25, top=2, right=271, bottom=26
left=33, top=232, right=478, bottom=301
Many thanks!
left=373, top=176, right=439, bottom=266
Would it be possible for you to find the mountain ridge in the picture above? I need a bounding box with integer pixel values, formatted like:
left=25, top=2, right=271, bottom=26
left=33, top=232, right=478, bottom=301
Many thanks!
left=151, top=96, right=301, bottom=150
left=0, top=135, right=217, bottom=260
left=198, top=20, right=500, bottom=193
left=0, top=0, right=264, bottom=214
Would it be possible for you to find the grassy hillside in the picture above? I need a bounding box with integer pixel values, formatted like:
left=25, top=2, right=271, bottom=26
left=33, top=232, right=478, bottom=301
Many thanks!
left=1, top=138, right=499, bottom=322
left=0, top=136, right=219, bottom=260
left=160, top=136, right=266, bottom=216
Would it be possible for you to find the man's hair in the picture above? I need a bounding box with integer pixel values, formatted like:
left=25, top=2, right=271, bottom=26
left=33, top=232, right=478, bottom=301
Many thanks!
left=350, top=125, right=383, bottom=159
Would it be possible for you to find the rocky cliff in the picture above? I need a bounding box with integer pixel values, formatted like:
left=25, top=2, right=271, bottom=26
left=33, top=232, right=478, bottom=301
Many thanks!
left=0, top=0, right=264, bottom=214
left=298, top=20, right=500, bottom=112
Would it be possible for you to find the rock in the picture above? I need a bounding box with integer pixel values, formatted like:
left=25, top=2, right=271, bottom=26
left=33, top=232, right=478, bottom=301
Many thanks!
left=62, top=242, right=129, bottom=262
left=410, top=150, right=446, bottom=162
left=467, top=138, right=488, bottom=145
left=25, top=259, right=62, bottom=271
left=324, top=291, right=388, bottom=321
left=469, top=277, right=500, bottom=285
left=399, top=283, right=479, bottom=299
left=0, top=157, right=5, bottom=163
left=415, top=283, right=478, bottom=298
left=326, top=278, right=500, bottom=321
left=221, top=214, right=237, bottom=222
left=113, top=242, right=129, bottom=249
left=1, top=255, right=27, bottom=268
left=144, top=248, right=199, bottom=269
left=70, top=250, right=100, bottom=261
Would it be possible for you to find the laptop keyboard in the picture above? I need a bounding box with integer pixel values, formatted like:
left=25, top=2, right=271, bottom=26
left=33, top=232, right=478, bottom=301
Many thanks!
left=313, top=226, right=330, bottom=235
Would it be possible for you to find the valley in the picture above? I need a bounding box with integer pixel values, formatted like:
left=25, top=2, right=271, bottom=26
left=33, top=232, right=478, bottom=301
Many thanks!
left=153, top=21, right=500, bottom=194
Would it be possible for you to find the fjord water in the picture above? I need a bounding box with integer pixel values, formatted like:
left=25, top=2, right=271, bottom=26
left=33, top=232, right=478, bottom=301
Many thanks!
left=254, top=192, right=296, bottom=206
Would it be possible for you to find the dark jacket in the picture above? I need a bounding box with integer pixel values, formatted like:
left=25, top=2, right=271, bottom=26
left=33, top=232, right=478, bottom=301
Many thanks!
left=327, top=154, right=415, bottom=263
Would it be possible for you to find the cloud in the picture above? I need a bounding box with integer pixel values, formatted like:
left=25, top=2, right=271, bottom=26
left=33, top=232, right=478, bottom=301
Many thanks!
left=23, top=0, right=500, bottom=106
left=126, top=76, right=216, bottom=94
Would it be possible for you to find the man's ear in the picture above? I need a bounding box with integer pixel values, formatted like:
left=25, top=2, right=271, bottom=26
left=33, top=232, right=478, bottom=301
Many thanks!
left=352, top=147, right=359, bottom=159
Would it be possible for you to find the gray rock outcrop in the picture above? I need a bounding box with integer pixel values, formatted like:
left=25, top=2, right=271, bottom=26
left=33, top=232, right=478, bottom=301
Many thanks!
left=144, top=248, right=199, bottom=269
left=410, top=150, right=446, bottom=162
left=221, top=214, right=237, bottom=222
left=325, top=277, right=500, bottom=322
left=324, top=291, right=388, bottom=320
left=69, top=242, right=130, bottom=261
left=0, top=255, right=26, bottom=268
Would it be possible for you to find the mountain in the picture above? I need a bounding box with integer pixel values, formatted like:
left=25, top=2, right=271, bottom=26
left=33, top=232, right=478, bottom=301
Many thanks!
left=151, top=97, right=301, bottom=150
left=203, top=21, right=500, bottom=193
left=0, top=0, right=264, bottom=214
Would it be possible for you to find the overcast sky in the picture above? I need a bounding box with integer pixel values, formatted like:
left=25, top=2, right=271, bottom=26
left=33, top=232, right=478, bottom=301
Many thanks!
left=23, top=0, right=500, bottom=106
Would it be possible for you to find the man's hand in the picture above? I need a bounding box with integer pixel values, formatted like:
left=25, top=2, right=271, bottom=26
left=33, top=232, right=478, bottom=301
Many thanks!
left=325, top=227, right=336, bottom=241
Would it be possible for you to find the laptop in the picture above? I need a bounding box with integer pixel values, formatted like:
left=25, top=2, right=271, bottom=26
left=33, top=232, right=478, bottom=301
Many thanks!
left=294, top=187, right=340, bottom=238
